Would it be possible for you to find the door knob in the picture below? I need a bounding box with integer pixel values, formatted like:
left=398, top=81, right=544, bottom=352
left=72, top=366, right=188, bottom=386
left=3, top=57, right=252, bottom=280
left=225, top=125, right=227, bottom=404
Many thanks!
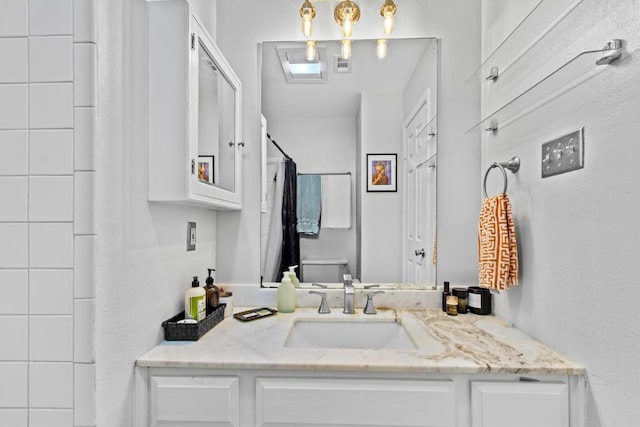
left=414, top=248, right=425, bottom=257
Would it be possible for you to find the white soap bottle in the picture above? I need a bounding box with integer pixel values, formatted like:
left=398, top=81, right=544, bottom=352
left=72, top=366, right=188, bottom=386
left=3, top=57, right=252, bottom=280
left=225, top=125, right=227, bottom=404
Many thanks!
left=184, top=276, right=206, bottom=321
left=288, top=265, right=300, bottom=288
left=277, top=272, right=296, bottom=313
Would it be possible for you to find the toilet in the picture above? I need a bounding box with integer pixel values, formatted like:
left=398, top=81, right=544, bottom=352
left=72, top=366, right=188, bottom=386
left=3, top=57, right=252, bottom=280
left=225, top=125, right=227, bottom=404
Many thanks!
left=300, top=259, right=350, bottom=283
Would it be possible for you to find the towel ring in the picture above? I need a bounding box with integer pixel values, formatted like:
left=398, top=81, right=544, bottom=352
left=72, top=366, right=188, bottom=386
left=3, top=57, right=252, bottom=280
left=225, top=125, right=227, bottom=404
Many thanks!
left=483, top=156, right=520, bottom=198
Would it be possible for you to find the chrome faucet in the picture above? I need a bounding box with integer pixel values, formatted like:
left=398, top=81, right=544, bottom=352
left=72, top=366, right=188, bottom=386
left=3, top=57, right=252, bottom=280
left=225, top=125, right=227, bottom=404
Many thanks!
left=343, top=274, right=355, bottom=314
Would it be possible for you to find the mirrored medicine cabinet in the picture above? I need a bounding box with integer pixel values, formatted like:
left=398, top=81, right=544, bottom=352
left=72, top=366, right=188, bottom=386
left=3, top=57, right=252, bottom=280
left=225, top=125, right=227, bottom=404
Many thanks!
left=148, top=0, right=243, bottom=209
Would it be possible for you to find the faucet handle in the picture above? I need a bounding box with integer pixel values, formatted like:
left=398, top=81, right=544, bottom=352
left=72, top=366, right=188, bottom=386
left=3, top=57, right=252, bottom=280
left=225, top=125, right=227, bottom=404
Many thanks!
left=312, top=283, right=327, bottom=289
left=363, top=290, right=385, bottom=314
left=309, top=291, right=330, bottom=314
left=364, top=284, right=380, bottom=290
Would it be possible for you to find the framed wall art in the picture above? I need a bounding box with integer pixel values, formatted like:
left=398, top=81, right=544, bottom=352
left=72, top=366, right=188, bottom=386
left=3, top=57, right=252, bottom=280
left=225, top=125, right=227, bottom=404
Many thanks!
left=197, top=155, right=215, bottom=184
left=367, top=153, right=397, bottom=192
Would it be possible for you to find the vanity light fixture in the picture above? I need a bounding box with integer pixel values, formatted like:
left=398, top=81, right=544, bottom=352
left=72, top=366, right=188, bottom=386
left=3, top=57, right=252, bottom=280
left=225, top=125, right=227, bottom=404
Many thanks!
left=298, top=0, right=398, bottom=39
left=379, top=0, right=397, bottom=34
left=341, top=39, right=352, bottom=59
left=376, top=39, right=387, bottom=59
left=299, top=0, right=316, bottom=37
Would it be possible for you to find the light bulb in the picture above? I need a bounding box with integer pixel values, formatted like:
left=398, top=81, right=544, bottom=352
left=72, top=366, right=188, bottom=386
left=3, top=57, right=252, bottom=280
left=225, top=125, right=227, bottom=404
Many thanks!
left=379, top=0, right=397, bottom=35
left=302, top=16, right=312, bottom=37
left=299, top=0, right=316, bottom=37
left=335, top=1, right=360, bottom=38
left=306, top=40, right=317, bottom=61
left=383, top=13, right=394, bottom=34
left=342, top=18, right=353, bottom=37
left=376, top=39, right=387, bottom=59
left=341, top=39, right=352, bottom=59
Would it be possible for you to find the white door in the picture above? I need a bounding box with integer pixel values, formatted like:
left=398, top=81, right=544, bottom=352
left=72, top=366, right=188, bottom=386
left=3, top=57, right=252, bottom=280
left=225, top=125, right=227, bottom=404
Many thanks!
left=403, top=93, right=437, bottom=286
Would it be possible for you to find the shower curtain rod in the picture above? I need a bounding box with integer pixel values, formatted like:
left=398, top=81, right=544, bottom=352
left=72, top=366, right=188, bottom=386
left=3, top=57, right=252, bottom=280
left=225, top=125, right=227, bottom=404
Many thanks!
left=266, top=133, right=292, bottom=160
left=297, top=172, right=352, bottom=176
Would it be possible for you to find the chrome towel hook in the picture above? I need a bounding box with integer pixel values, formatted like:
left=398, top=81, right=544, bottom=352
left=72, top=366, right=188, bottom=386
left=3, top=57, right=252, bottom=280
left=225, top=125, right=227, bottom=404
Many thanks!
left=483, top=156, right=520, bottom=198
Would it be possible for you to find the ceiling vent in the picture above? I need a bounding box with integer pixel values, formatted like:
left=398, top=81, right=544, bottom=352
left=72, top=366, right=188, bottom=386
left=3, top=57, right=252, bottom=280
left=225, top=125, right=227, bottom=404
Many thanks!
left=334, top=55, right=352, bottom=73
left=276, top=45, right=328, bottom=84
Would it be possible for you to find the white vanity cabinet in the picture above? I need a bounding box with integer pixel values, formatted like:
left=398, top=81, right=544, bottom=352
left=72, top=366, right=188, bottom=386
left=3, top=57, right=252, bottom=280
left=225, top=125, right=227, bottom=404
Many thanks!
left=148, top=0, right=243, bottom=209
left=149, top=376, right=239, bottom=427
left=471, top=381, right=569, bottom=427
left=256, top=377, right=455, bottom=427
left=136, top=369, right=581, bottom=427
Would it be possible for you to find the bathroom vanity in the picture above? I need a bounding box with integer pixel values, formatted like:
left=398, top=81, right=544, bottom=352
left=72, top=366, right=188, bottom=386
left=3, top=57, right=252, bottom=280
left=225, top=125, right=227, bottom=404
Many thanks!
left=135, top=309, right=585, bottom=427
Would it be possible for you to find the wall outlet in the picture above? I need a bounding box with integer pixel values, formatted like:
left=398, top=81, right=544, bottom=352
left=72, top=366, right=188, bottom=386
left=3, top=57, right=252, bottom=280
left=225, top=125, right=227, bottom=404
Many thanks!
left=187, top=222, right=196, bottom=251
left=541, top=128, right=584, bottom=178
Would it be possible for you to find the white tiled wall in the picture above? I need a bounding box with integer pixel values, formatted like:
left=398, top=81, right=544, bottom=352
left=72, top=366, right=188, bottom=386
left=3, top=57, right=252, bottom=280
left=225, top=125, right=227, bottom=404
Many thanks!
left=0, top=0, right=96, bottom=425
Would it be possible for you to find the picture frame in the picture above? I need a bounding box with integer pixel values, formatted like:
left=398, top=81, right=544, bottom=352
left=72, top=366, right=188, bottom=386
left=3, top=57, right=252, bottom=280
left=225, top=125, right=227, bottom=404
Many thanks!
left=197, top=155, right=215, bottom=184
left=367, top=153, right=397, bottom=192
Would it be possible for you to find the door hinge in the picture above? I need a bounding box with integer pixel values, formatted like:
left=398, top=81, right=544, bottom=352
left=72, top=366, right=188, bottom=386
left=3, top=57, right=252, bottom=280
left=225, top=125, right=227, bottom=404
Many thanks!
left=191, top=159, right=196, bottom=175
left=191, top=33, right=196, bottom=50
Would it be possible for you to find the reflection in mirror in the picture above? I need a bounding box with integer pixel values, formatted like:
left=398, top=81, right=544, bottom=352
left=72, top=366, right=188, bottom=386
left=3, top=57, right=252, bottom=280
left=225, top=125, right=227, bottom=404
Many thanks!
left=197, top=40, right=236, bottom=192
left=260, top=38, right=438, bottom=289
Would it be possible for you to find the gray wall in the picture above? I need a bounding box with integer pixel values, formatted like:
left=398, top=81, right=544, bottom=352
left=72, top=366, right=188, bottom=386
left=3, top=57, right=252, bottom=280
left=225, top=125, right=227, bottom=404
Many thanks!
left=481, top=0, right=640, bottom=425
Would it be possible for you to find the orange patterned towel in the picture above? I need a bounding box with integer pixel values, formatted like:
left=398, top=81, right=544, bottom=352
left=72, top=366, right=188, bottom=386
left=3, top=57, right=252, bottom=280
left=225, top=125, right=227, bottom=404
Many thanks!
left=478, top=194, right=519, bottom=290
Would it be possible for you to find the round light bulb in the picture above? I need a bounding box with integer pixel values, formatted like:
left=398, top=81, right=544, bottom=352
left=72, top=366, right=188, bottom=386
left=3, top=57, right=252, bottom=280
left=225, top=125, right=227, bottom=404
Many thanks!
left=376, top=39, right=387, bottom=59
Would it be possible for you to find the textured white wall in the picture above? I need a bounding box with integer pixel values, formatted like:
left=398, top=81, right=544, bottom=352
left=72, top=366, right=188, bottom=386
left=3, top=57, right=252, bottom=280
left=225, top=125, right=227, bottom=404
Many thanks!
left=360, top=92, right=404, bottom=282
left=96, top=1, right=218, bottom=425
left=481, top=1, right=640, bottom=425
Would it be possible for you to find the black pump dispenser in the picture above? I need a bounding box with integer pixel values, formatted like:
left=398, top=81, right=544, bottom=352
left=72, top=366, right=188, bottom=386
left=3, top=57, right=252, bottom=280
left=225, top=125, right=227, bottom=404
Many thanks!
left=442, top=281, right=450, bottom=312
left=192, top=276, right=199, bottom=287
left=206, top=269, right=215, bottom=286
left=204, top=268, right=219, bottom=308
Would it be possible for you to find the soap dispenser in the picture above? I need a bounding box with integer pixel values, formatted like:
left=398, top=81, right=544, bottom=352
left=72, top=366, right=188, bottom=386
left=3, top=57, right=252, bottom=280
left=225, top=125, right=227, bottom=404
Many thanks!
left=277, top=271, right=296, bottom=313
left=184, top=276, right=206, bottom=321
left=203, top=268, right=219, bottom=309
left=288, top=265, right=300, bottom=288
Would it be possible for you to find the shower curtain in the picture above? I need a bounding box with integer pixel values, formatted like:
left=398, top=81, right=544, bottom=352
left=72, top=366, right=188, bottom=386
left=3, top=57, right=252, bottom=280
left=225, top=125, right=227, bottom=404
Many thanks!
left=262, top=159, right=285, bottom=283
left=278, top=158, right=300, bottom=281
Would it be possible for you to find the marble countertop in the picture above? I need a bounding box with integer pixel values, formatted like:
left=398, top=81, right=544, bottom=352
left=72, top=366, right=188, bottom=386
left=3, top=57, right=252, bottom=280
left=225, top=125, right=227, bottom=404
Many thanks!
left=136, top=308, right=584, bottom=375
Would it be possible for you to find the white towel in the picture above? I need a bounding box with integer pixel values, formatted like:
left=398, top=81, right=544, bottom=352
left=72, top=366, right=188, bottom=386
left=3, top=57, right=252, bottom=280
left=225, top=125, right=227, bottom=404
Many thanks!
left=321, top=175, right=351, bottom=228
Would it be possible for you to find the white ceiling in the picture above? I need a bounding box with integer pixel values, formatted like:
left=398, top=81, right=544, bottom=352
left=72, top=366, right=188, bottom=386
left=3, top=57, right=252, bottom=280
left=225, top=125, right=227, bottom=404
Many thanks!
left=261, top=38, right=436, bottom=121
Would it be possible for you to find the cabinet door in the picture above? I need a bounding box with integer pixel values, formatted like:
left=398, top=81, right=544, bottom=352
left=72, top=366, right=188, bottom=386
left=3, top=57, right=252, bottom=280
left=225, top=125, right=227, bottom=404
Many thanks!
left=471, top=381, right=568, bottom=427
left=256, top=377, right=455, bottom=427
left=188, top=16, right=243, bottom=208
left=150, top=376, right=239, bottom=427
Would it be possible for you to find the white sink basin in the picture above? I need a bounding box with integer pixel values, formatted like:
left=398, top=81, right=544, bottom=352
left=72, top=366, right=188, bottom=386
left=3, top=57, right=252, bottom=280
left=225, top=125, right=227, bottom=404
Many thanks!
left=285, top=319, right=417, bottom=350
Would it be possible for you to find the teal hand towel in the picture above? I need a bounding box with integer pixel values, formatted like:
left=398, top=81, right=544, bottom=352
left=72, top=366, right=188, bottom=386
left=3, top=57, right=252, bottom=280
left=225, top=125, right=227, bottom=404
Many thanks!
left=296, top=175, right=322, bottom=235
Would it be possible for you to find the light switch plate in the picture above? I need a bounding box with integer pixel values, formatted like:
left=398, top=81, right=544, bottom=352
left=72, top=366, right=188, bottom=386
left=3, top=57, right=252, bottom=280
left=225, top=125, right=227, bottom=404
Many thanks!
left=187, top=222, right=196, bottom=251
left=541, top=127, right=584, bottom=178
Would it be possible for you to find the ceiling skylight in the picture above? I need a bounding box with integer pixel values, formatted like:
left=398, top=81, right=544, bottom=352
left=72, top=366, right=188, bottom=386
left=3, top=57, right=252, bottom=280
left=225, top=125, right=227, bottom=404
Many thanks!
left=276, top=44, right=328, bottom=84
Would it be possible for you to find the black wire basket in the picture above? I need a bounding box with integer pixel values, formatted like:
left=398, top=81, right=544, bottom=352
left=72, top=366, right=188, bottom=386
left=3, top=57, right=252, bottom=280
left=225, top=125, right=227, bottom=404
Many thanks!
left=162, top=304, right=226, bottom=341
